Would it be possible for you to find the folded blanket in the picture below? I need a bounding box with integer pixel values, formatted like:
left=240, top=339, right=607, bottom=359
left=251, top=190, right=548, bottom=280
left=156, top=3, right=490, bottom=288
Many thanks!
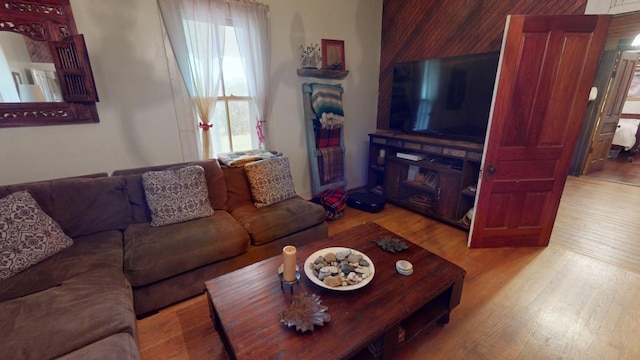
left=318, top=146, right=344, bottom=183
left=310, top=83, right=344, bottom=129
left=319, top=112, right=344, bottom=129
left=311, top=187, right=347, bottom=221
left=315, top=127, right=342, bottom=149
left=217, top=149, right=278, bottom=167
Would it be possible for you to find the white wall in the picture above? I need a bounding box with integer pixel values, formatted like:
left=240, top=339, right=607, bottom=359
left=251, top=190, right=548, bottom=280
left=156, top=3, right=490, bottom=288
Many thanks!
left=0, top=0, right=383, bottom=200
left=623, top=100, right=640, bottom=113
left=586, top=0, right=640, bottom=14
left=585, top=0, right=612, bottom=13
left=586, top=2, right=640, bottom=116
left=0, top=0, right=184, bottom=185
left=265, top=0, right=382, bottom=197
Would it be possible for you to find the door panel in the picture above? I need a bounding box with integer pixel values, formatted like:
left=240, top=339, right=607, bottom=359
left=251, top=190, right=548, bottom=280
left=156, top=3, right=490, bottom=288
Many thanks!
left=583, top=51, right=639, bottom=174
left=469, top=15, right=610, bottom=248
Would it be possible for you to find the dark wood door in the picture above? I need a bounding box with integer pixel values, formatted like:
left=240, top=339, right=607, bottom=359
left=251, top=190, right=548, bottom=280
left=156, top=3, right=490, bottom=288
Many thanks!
left=583, top=51, right=639, bottom=174
left=469, top=15, right=610, bottom=248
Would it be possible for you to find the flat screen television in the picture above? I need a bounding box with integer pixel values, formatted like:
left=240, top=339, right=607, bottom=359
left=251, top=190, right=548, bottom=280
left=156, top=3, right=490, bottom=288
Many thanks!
left=389, top=51, right=500, bottom=143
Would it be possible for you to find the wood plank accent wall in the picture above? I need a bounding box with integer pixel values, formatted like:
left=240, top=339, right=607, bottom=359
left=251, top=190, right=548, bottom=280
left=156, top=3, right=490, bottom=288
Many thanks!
left=377, top=0, right=588, bottom=130
left=608, top=12, right=640, bottom=42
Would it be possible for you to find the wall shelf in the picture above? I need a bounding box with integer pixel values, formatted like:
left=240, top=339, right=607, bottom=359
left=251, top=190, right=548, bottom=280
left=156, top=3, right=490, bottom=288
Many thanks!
left=296, top=68, right=349, bottom=79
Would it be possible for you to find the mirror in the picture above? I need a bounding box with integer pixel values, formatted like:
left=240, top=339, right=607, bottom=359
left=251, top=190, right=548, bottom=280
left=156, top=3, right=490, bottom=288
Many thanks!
left=0, top=32, right=63, bottom=103
left=0, top=0, right=99, bottom=127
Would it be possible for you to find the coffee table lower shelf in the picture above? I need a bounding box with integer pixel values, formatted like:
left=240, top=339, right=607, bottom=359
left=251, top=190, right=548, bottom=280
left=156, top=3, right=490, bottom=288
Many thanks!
left=354, top=279, right=462, bottom=359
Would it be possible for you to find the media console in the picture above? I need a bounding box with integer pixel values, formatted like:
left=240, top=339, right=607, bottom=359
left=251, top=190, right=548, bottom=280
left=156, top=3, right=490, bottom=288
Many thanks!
left=368, top=130, right=483, bottom=229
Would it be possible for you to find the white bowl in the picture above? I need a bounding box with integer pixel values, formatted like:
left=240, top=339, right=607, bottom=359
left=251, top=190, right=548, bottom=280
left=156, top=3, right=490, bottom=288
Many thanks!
left=304, top=247, right=375, bottom=291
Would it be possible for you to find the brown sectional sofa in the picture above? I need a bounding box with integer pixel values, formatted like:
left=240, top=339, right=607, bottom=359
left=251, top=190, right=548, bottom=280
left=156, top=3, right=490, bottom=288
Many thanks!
left=0, top=159, right=327, bottom=359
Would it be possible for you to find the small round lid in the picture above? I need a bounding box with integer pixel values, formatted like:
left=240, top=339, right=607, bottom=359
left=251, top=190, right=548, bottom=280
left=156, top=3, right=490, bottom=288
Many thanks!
left=396, top=260, right=413, bottom=271
left=396, top=260, right=413, bottom=275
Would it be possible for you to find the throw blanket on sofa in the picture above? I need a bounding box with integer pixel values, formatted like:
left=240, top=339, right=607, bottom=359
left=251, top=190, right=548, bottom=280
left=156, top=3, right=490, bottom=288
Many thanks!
left=318, top=146, right=344, bottom=183
left=310, top=83, right=344, bottom=130
left=217, top=149, right=278, bottom=167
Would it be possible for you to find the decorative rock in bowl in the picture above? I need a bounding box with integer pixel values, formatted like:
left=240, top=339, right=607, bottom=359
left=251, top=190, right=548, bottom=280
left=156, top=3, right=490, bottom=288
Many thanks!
left=280, top=293, right=330, bottom=332
left=304, top=247, right=376, bottom=291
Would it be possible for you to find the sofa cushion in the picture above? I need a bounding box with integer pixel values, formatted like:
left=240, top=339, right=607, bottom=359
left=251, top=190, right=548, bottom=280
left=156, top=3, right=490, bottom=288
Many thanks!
left=0, top=181, right=54, bottom=217
left=0, top=191, right=74, bottom=280
left=0, top=230, right=125, bottom=302
left=50, top=176, right=133, bottom=237
left=0, top=267, right=136, bottom=360
left=244, top=157, right=296, bottom=208
left=120, top=174, right=151, bottom=224
left=56, top=333, right=140, bottom=360
left=0, top=173, right=109, bottom=218
left=115, top=160, right=228, bottom=224
left=222, top=165, right=253, bottom=210
left=142, top=165, right=214, bottom=226
left=230, top=196, right=326, bottom=246
left=123, top=210, right=250, bottom=286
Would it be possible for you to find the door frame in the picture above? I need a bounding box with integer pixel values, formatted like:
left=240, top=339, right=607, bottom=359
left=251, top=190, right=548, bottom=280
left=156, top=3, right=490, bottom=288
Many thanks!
left=581, top=50, right=639, bottom=175
left=571, top=33, right=640, bottom=176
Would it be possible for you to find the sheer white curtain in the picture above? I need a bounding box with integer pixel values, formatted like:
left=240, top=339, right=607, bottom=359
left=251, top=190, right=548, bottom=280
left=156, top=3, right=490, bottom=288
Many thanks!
left=228, top=1, right=271, bottom=149
left=159, top=0, right=271, bottom=158
left=158, top=0, right=226, bottom=159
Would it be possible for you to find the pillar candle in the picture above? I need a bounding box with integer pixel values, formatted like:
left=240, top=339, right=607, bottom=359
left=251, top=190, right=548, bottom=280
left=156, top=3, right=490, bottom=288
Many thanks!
left=282, top=245, right=297, bottom=282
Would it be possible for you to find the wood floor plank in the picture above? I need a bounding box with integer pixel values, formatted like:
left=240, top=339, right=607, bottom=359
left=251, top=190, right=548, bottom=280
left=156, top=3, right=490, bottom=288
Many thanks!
left=137, top=177, right=640, bottom=360
left=552, top=176, right=640, bottom=273
left=586, top=150, right=640, bottom=185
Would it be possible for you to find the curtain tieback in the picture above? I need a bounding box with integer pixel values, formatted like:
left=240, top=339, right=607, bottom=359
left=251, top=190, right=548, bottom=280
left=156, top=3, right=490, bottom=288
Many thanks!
left=199, top=122, right=213, bottom=131
left=256, top=120, right=266, bottom=144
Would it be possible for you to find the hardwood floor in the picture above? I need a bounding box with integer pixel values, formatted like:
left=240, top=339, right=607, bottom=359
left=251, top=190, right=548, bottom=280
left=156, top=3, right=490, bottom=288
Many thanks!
left=137, top=177, right=640, bottom=359
left=586, top=149, right=640, bottom=186
left=553, top=176, right=640, bottom=273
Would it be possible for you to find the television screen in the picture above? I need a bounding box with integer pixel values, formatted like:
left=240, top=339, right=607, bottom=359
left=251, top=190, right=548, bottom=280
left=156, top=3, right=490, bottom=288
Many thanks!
left=389, top=52, right=500, bottom=143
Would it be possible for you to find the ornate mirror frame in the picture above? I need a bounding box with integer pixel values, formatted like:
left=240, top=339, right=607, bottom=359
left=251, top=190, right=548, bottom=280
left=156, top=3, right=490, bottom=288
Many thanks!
left=0, top=0, right=99, bottom=127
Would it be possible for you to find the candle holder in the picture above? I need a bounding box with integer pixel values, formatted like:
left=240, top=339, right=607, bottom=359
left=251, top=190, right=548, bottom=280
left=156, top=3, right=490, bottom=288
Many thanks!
left=278, top=264, right=300, bottom=294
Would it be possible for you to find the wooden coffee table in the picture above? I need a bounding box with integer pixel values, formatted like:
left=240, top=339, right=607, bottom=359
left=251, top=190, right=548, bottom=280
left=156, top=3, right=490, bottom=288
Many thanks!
left=205, top=222, right=465, bottom=359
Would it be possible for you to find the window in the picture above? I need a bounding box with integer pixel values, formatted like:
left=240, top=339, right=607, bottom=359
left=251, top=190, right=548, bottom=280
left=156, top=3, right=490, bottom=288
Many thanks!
left=213, top=26, right=256, bottom=153
left=159, top=0, right=270, bottom=159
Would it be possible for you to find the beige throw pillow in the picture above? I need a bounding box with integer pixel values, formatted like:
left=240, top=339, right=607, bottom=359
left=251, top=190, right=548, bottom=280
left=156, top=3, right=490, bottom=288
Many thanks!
left=0, top=191, right=74, bottom=280
left=244, top=156, right=297, bottom=208
left=142, top=165, right=214, bottom=227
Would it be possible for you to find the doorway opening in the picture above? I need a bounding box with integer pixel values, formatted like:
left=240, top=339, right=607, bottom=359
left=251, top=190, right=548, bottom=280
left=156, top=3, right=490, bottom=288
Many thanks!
left=571, top=14, right=640, bottom=186
left=585, top=49, right=640, bottom=186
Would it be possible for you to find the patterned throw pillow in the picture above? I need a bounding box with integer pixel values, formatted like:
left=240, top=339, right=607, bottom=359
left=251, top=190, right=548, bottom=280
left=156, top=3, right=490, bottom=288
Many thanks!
left=244, top=157, right=297, bottom=208
left=0, top=191, right=74, bottom=280
left=142, top=165, right=214, bottom=227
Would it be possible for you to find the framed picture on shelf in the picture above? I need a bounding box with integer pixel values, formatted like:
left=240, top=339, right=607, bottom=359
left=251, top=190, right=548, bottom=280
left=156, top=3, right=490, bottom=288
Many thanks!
left=627, top=71, right=640, bottom=100
left=321, top=39, right=345, bottom=70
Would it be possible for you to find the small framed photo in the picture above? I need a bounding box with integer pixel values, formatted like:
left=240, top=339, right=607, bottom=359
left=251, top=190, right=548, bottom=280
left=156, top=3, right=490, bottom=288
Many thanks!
left=321, top=39, right=345, bottom=70
left=627, top=72, right=640, bottom=100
